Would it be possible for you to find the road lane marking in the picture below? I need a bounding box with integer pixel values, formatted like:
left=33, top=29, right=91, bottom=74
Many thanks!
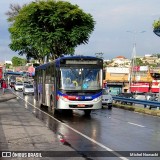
left=128, top=122, right=145, bottom=128
left=13, top=91, right=129, bottom=160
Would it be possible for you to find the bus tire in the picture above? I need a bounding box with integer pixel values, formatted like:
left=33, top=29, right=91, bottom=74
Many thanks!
left=108, top=105, right=112, bottom=110
left=84, top=110, right=91, bottom=116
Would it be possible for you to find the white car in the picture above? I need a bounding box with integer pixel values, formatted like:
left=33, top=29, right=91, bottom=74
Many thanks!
left=102, top=89, right=113, bottom=109
left=14, top=83, right=24, bottom=91
left=23, top=84, right=34, bottom=95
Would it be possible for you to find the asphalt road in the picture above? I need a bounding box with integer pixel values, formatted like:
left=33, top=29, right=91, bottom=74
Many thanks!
left=12, top=91, right=160, bottom=160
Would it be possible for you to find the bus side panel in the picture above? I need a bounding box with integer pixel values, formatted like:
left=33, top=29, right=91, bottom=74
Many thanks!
left=42, top=70, right=46, bottom=104
left=45, top=83, right=54, bottom=107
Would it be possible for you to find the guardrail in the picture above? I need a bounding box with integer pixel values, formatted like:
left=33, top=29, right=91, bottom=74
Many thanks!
left=112, top=96, right=160, bottom=109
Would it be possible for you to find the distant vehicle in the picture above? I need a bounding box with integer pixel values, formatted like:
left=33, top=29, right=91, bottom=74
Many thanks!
left=102, top=89, right=112, bottom=109
left=145, top=93, right=157, bottom=101
left=34, top=56, right=103, bottom=115
left=23, top=81, right=30, bottom=86
left=9, top=81, right=15, bottom=88
left=147, top=96, right=158, bottom=109
left=116, top=93, right=134, bottom=105
left=14, top=83, right=24, bottom=91
left=133, top=92, right=146, bottom=100
left=144, top=93, right=158, bottom=109
left=23, top=84, right=34, bottom=95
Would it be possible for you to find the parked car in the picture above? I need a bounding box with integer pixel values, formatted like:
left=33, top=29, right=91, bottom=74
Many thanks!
left=23, top=81, right=30, bottom=86
left=23, top=84, right=34, bottom=95
left=14, top=83, right=24, bottom=91
left=102, top=89, right=113, bottom=109
left=116, top=93, right=134, bottom=105
left=133, top=92, right=146, bottom=100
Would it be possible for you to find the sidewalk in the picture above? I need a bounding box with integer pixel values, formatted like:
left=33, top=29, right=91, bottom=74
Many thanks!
left=0, top=88, right=16, bottom=102
left=0, top=90, right=84, bottom=160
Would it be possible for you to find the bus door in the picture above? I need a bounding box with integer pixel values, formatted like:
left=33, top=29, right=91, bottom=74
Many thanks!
left=53, top=68, right=58, bottom=108
left=42, top=69, right=46, bottom=104
left=52, top=77, right=56, bottom=109
left=49, top=64, right=56, bottom=109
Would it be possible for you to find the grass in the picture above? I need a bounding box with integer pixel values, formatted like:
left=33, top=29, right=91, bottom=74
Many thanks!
left=113, top=103, right=160, bottom=117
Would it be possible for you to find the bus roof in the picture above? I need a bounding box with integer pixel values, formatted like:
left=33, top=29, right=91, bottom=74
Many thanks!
left=36, top=56, right=102, bottom=70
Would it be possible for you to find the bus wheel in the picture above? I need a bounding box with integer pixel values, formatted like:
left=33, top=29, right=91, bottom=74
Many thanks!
left=84, top=110, right=91, bottom=116
left=66, top=109, right=73, bottom=115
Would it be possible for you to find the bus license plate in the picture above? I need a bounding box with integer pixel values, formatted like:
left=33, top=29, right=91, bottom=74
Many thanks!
left=78, top=104, right=85, bottom=107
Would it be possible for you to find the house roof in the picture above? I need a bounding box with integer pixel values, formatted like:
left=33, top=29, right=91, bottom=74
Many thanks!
left=116, top=56, right=126, bottom=59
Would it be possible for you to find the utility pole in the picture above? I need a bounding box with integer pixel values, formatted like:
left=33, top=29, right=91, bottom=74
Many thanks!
left=127, top=30, right=146, bottom=93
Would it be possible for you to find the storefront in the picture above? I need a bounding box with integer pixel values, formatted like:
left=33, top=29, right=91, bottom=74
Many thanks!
left=151, top=80, right=160, bottom=93
left=106, top=82, right=123, bottom=95
left=130, top=82, right=149, bottom=93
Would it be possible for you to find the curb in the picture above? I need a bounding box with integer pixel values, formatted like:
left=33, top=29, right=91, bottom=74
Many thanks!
left=113, top=103, right=160, bottom=117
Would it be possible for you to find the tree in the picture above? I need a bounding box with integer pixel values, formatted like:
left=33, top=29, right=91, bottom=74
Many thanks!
left=7, top=0, right=95, bottom=64
left=12, top=56, right=27, bottom=66
left=134, top=58, right=144, bottom=66
left=95, top=52, right=104, bottom=59
left=6, top=4, right=23, bottom=23
left=152, top=53, right=160, bottom=58
left=5, top=63, right=12, bottom=69
left=153, top=20, right=160, bottom=30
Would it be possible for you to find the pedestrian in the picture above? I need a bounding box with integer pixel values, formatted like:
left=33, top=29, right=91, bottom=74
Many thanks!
left=2, top=80, right=7, bottom=95
left=0, top=79, right=2, bottom=88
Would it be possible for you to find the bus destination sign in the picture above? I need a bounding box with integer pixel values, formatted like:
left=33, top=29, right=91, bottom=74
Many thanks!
left=65, top=60, right=98, bottom=65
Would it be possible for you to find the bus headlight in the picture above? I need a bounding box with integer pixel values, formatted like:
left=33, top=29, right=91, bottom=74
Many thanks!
left=60, top=96, right=69, bottom=102
left=93, top=96, right=101, bottom=102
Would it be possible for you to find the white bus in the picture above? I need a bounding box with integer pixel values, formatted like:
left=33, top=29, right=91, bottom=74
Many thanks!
left=34, top=56, right=103, bottom=115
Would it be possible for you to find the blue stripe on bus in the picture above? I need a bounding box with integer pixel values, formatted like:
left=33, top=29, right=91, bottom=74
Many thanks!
left=57, top=91, right=102, bottom=100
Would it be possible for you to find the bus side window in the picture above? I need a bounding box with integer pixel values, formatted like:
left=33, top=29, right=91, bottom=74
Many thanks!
left=46, top=66, right=50, bottom=84
left=50, top=64, right=54, bottom=83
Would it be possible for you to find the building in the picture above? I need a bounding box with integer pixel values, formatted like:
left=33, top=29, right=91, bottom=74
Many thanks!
left=149, top=67, right=160, bottom=92
left=104, top=67, right=129, bottom=95
left=130, top=66, right=152, bottom=93
left=5, top=61, right=12, bottom=65
left=111, top=56, right=131, bottom=67
left=103, top=65, right=160, bottom=94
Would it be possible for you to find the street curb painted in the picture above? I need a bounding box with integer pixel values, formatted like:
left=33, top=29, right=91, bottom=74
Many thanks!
left=113, top=103, right=160, bottom=117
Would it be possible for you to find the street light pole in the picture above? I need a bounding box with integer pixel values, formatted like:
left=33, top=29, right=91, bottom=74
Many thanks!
left=127, top=30, right=146, bottom=93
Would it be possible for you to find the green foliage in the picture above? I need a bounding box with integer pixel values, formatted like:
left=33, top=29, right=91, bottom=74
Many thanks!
left=134, top=58, right=143, bottom=66
left=95, top=52, right=104, bottom=59
left=11, top=56, right=27, bottom=66
left=152, top=53, right=160, bottom=58
left=7, top=0, right=95, bottom=63
left=5, top=64, right=12, bottom=69
left=153, top=20, right=160, bottom=29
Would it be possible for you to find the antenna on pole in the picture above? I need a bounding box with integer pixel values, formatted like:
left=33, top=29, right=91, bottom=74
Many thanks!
left=127, top=30, right=146, bottom=93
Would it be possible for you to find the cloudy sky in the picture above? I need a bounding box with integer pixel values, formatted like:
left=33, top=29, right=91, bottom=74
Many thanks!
left=0, top=0, right=160, bottom=61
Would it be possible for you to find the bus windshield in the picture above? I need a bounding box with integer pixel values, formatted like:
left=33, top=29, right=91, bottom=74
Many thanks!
left=60, top=68, right=102, bottom=90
